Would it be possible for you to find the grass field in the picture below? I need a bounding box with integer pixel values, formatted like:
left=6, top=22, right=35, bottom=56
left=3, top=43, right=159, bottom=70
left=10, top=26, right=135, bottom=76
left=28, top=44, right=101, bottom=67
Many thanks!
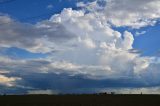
left=0, top=94, right=160, bottom=106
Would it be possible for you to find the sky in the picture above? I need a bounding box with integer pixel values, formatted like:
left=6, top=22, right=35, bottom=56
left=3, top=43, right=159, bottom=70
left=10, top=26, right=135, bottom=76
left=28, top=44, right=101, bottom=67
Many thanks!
left=0, top=0, right=160, bottom=94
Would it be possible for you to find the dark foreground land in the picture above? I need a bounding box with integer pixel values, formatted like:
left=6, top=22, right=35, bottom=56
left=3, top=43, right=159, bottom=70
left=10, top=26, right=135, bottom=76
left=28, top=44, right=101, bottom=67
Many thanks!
left=0, top=94, right=160, bottom=106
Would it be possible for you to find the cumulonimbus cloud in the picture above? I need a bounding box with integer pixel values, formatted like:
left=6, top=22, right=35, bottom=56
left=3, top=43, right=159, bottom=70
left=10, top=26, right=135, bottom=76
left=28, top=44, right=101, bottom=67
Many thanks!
left=0, top=0, right=160, bottom=93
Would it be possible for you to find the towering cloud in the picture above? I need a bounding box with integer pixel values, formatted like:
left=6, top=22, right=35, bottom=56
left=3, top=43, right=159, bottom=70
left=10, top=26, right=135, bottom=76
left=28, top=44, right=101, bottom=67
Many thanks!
left=0, top=0, right=160, bottom=93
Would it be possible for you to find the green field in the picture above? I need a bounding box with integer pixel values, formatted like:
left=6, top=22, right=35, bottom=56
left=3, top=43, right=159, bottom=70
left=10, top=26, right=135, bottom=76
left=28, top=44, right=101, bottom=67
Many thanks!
left=0, top=94, right=160, bottom=106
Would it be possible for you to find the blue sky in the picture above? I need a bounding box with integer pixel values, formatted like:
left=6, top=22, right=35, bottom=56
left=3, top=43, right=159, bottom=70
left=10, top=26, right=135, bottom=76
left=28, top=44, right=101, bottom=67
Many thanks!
left=133, top=24, right=160, bottom=56
left=0, top=0, right=160, bottom=94
left=0, top=0, right=77, bottom=22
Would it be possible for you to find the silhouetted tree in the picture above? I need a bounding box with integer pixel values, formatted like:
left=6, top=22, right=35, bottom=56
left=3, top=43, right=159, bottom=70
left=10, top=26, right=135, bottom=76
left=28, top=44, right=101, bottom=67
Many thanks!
left=111, top=92, right=115, bottom=95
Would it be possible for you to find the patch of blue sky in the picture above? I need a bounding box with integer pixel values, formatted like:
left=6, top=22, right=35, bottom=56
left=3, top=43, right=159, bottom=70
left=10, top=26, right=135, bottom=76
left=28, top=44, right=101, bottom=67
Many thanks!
left=112, top=21, right=160, bottom=57
left=133, top=23, right=160, bottom=57
left=0, top=47, right=48, bottom=59
left=0, top=0, right=78, bottom=23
